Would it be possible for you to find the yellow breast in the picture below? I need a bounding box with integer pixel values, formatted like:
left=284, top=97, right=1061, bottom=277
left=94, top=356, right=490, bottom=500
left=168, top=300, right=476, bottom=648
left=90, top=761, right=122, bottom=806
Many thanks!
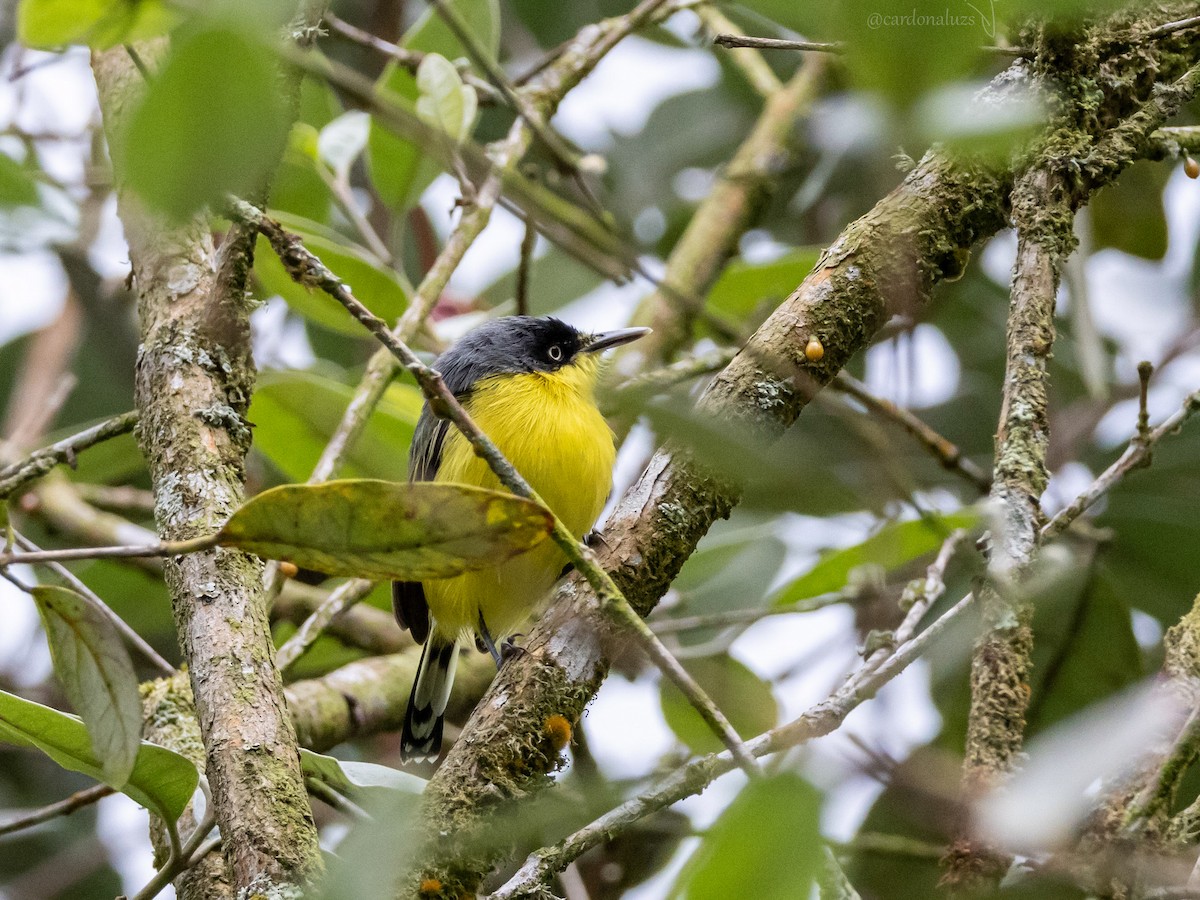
left=426, top=360, right=615, bottom=639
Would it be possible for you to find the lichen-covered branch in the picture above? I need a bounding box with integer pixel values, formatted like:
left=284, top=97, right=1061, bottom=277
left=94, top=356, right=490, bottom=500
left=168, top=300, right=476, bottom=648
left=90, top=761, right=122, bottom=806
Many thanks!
left=0, top=410, right=137, bottom=499
left=942, top=164, right=1069, bottom=891
left=92, top=45, right=322, bottom=893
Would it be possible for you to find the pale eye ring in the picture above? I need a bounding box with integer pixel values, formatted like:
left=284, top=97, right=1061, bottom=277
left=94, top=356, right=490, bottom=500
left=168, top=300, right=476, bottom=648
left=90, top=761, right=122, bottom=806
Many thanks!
left=547, top=345, right=563, bottom=362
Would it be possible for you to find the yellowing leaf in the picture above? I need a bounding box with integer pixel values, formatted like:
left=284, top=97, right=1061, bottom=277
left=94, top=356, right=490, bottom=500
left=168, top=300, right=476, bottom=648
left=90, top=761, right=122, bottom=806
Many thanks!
left=217, top=480, right=554, bottom=579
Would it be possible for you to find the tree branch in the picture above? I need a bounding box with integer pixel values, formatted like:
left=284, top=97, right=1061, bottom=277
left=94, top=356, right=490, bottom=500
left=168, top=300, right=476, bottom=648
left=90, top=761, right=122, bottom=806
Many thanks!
left=92, top=44, right=322, bottom=893
left=0, top=410, right=138, bottom=499
left=943, top=161, right=1069, bottom=892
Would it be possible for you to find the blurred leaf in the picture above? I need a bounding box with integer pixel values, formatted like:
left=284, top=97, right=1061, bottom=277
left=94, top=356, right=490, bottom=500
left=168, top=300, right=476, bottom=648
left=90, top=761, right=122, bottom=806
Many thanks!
left=217, top=479, right=555, bottom=579
left=270, top=77, right=341, bottom=223
left=0, top=153, right=40, bottom=207
left=669, top=519, right=788, bottom=646
left=916, top=81, right=1044, bottom=167
left=480, top=245, right=605, bottom=314
left=671, top=772, right=821, bottom=900
left=660, top=655, right=777, bottom=755
left=18, top=0, right=172, bottom=48
left=249, top=370, right=420, bottom=482
left=318, top=776, right=423, bottom=900
left=318, top=111, right=371, bottom=182
left=771, top=511, right=980, bottom=607
left=1095, top=420, right=1200, bottom=626
left=1025, top=557, right=1143, bottom=734
left=32, top=585, right=141, bottom=787
left=707, top=249, right=821, bottom=318
left=637, top=399, right=866, bottom=516
left=770, top=0, right=990, bottom=111
left=415, top=54, right=477, bottom=142
left=121, top=24, right=290, bottom=219
left=0, top=689, right=198, bottom=824
left=252, top=213, right=409, bottom=334
left=300, top=748, right=425, bottom=798
left=366, top=0, right=499, bottom=209
left=1090, top=161, right=1169, bottom=261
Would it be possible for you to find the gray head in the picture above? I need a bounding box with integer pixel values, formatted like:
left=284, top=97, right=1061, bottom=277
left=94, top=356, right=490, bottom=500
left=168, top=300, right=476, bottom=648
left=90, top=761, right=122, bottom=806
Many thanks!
left=434, top=316, right=650, bottom=394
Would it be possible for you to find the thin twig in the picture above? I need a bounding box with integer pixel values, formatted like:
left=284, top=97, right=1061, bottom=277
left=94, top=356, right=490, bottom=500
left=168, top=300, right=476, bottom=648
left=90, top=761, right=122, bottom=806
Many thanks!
left=130, top=780, right=217, bottom=900
left=1042, top=386, right=1200, bottom=541
left=13, top=532, right=175, bottom=675
left=713, top=33, right=844, bottom=54
left=315, top=164, right=396, bottom=265
left=515, top=215, right=536, bottom=317
left=1136, top=361, right=1154, bottom=444
left=0, top=411, right=139, bottom=499
left=1148, top=14, right=1200, bottom=38
left=243, top=203, right=761, bottom=776
left=429, top=0, right=585, bottom=174
left=0, top=534, right=215, bottom=567
left=694, top=5, right=782, bottom=97
left=831, top=374, right=991, bottom=493
left=276, top=577, right=375, bottom=670
left=72, top=483, right=156, bottom=514
left=323, top=12, right=503, bottom=103
left=0, top=784, right=113, bottom=838
left=490, top=591, right=976, bottom=898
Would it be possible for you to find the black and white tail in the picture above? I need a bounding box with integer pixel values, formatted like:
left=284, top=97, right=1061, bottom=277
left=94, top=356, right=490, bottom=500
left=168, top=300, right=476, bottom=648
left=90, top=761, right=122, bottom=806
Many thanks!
left=401, top=635, right=459, bottom=763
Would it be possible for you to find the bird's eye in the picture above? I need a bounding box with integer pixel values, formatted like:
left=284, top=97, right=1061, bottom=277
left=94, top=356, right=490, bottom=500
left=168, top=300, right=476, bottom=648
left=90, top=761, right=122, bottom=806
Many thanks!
left=547, top=345, right=563, bottom=362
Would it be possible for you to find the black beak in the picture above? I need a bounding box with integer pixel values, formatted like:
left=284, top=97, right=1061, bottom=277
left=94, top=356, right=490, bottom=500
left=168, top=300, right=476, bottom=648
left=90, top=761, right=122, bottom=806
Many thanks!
left=582, top=326, right=652, bottom=353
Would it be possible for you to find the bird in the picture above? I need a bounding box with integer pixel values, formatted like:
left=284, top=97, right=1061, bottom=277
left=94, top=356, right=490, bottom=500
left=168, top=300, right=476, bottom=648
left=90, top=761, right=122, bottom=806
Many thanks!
left=394, top=315, right=650, bottom=762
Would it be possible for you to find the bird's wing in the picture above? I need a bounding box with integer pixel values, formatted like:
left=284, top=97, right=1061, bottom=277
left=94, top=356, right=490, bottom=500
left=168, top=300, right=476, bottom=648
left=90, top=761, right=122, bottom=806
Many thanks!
left=392, top=580, right=430, bottom=644
left=392, top=405, right=452, bottom=640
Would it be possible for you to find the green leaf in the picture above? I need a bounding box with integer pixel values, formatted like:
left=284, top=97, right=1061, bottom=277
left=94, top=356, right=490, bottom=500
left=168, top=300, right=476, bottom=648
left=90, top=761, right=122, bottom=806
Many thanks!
left=0, top=153, right=40, bottom=208
left=414, top=54, right=477, bottom=143
left=660, top=656, right=777, bottom=755
left=366, top=0, right=499, bottom=210
left=300, top=748, right=425, bottom=798
left=671, top=772, right=822, bottom=900
left=249, top=371, right=420, bottom=482
left=707, top=249, right=822, bottom=318
left=18, top=0, right=172, bottom=49
left=120, top=24, right=290, bottom=219
left=771, top=511, right=981, bottom=607
left=32, top=585, right=142, bottom=787
left=252, top=213, right=409, bottom=335
left=217, top=479, right=555, bottom=579
left=0, top=689, right=198, bottom=824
